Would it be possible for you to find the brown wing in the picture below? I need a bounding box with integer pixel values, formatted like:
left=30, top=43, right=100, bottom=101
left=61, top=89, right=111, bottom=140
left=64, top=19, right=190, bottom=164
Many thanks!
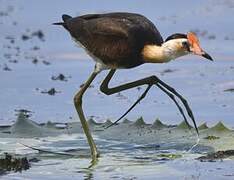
left=82, top=18, right=135, bottom=66
left=63, top=12, right=163, bottom=68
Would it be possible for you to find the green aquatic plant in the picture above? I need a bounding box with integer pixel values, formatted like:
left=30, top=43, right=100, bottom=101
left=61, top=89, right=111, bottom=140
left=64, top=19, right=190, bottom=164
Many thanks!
left=209, top=121, right=231, bottom=132
left=177, top=120, right=192, bottom=129
left=133, top=117, right=146, bottom=127
left=151, top=118, right=168, bottom=129
left=197, top=150, right=234, bottom=162
left=122, top=118, right=132, bottom=124
left=87, top=118, right=99, bottom=126
left=198, top=122, right=209, bottom=130
left=204, top=135, right=220, bottom=140
left=156, top=153, right=182, bottom=160
left=102, top=119, right=112, bottom=127
left=0, top=153, right=30, bottom=175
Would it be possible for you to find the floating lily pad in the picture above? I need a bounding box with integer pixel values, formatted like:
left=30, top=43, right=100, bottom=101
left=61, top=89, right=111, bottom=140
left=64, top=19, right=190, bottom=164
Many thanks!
left=152, top=118, right=167, bottom=129
left=122, top=118, right=132, bottom=124
left=87, top=118, right=99, bottom=126
left=156, top=153, right=182, bottom=160
left=133, top=117, right=146, bottom=126
left=209, top=121, right=231, bottom=132
left=102, top=119, right=112, bottom=127
left=204, top=135, right=220, bottom=140
left=198, top=122, right=209, bottom=130
left=177, top=121, right=192, bottom=129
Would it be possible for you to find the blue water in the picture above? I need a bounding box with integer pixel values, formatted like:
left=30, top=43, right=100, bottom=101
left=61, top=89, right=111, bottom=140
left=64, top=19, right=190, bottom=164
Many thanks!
left=1, top=0, right=234, bottom=127
left=1, top=1, right=234, bottom=179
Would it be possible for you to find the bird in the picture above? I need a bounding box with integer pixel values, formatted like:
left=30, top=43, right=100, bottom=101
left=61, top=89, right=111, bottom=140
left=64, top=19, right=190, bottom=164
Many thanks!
left=53, top=12, right=213, bottom=165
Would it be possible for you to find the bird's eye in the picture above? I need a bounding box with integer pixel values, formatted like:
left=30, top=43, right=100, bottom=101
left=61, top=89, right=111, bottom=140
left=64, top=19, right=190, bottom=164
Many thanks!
left=182, top=41, right=190, bottom=51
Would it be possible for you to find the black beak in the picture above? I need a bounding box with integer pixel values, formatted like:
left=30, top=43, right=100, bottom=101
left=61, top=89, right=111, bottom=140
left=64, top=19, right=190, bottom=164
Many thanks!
left=202, top=52, right=213, bottom=61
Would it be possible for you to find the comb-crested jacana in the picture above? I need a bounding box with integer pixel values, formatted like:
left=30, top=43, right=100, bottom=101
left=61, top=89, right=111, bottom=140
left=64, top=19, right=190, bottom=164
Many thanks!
left=53, top=12, right=213, bottom=166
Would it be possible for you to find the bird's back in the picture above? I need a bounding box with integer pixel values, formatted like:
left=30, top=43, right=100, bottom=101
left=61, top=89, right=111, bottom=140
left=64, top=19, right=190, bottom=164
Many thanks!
left=60, top=12, right=163, bottom=68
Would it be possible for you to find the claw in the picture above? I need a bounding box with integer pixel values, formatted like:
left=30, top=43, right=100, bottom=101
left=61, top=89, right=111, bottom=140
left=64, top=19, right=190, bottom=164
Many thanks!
left=156, top=79, right=199, bottom=136
left=157, top=84, right=191, bottom=130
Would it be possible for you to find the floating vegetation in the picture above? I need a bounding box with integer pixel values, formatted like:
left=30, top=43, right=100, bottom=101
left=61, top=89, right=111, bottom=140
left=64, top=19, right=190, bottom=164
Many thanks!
left=198, top=122, right=209, bottom=130
left=102, top=119, right=112, bottom=127
left=156, top=153, right=182, bottom=160
left=31, top=30, right=45, bottom=41
left=15, top=108, right=33, bottom=115
left=0, top=153, right=30, bottom=175
left=45, top=121, right=55, bottom=128
left=209, top=121, right=231, bottom=132
left=11, top=111, right=42, bottom=136
left=133, top=117, right=146, bottom=127
left=135, top=153, right=182, bottom=161
left=32, top=58, right=39, bottom=64
left=21, top=34, right=30, bottom=41
left=1, top=111, right=234, bottom=158
left=160, top=69, right=177, bottom=76
left=152, top=118, right=167, bottom=129
left=42, top=60, right=51, bottom=65
left=31, top=46, right=40, bottom=51
left=204, top=135, right=220, bottom=140
left=177, top=120, right=192, bottom=129
left=88, top=118, right=100, bottom=126
left=2, top=64, right=12, bottom=71
left=197, top=150, right=234, bottom=162
left=51, top=73, right=70, bottom=82
left=41, top=88, right=61, bottom=96
left=122, top=118, right=132, bottom=124
left=21, top=30, right=45, bottom=42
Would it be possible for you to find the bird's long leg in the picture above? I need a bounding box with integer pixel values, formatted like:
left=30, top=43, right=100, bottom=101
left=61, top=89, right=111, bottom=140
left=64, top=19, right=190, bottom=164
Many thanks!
left=154, top=78, right=198, bottom=135
left=105, top=84, right=152, bottom=129
left=106, top=83, right=188, bottom=130
left=155, top=84, right=188, bottom=126
left=100, top=69, right=198, bottom=135
left=74, top=71, right=99, bottom=166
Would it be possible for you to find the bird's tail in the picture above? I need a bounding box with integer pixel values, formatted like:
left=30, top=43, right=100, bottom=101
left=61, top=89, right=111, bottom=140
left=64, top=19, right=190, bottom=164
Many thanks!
left=52, top=22, right=65, bottom=25
left=52, top=14, right=72, bottom=26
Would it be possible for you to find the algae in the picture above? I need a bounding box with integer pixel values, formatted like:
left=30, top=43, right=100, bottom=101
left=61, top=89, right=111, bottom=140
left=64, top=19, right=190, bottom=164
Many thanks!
left=156, top=153, right=182, bottom=160
left=204, top=135, right=220, bottom=140
left=0, top=153, right=30, bottom=175
left=197, top=150, right=234, bottom=162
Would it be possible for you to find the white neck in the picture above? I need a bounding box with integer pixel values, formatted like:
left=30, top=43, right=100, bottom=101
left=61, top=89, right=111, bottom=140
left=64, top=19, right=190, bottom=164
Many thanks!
left=142, top=39, right=188, bottom=63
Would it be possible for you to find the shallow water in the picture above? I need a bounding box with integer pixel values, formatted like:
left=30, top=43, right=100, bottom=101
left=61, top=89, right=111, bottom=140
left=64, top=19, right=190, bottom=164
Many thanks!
left=0, top=0, right=234, bottom=179
left=0, top=113, right=234, bottom=179
left=0, top=0, right=234, bottom=127
left=1, top=134, right=234, bottom=180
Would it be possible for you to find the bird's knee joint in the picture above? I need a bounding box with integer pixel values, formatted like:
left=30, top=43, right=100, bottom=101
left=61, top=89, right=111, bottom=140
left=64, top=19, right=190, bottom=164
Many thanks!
left=99, top=85, right=105, bottom=93
left=74, top=93, right=82, bottom=105
left=100, top=85, right=111, bottom=95
left=149, top=75, right=158, bottom=84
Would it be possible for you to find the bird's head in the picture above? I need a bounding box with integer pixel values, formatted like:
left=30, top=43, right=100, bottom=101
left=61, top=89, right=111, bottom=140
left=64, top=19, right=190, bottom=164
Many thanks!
left=163, top=32, right=213, bottom=61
